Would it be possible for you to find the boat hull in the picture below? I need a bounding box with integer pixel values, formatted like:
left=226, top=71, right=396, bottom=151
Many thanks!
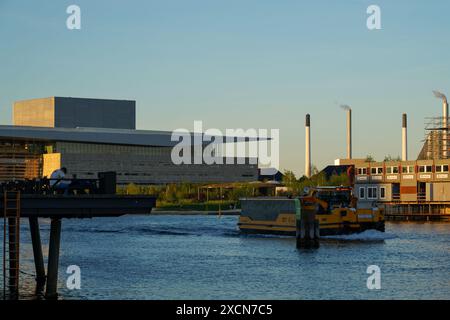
left=238, top=197, right=385, bottom=236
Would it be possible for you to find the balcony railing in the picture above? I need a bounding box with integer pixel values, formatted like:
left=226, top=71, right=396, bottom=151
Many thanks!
left=392, top=193, right=401, bottom=201
left=417, top=192, right=426, bottom=202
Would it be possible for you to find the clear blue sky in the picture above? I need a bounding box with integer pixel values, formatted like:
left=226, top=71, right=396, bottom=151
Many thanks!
left=1, top=0, right=450, bottom=176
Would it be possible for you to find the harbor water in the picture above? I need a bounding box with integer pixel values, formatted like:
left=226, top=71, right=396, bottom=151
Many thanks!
left=1, top=215, right=449, bottom=300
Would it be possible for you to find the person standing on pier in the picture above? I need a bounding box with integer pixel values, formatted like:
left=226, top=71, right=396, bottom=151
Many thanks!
left=50, top=167, right=71, bottom=194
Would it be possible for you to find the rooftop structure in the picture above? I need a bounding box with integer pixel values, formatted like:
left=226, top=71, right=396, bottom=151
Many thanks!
left=13, top=97, right=136, bottom=129
left=418, top=116, right=450, bottom=160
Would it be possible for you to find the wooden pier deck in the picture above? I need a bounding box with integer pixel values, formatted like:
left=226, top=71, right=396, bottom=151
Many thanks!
left=0, top=194, right=156, bottom=218
left=1, top=193, right=156, bottom=300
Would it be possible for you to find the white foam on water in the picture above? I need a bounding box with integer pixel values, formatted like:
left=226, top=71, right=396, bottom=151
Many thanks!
left=322, top=229, right=397, bottom=241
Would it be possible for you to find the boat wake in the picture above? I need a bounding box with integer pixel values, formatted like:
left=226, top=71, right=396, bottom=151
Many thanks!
left=322, top=229, right=397, bottom=242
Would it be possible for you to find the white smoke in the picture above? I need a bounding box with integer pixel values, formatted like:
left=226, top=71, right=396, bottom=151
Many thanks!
left=433, top=90, right=447, bottom=103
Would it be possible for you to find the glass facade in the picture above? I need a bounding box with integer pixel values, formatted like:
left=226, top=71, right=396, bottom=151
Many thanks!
left=55, top=142, right=171, bottom=157
left=0, top=139, right=45, bottom=181
left=0, top=139, right=258, bottom=184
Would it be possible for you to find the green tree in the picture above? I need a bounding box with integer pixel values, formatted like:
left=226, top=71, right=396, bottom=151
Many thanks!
left=383, top=155, right=401, bottom=162
left=327, top=173, right=350, bottom=186
left=282, top=170, right=297, bottom=187
left=311, top=171, right=327, bottom=186
left=311, top=165, right=319, bottom=176
left=125, top=183, right=140, bottom=195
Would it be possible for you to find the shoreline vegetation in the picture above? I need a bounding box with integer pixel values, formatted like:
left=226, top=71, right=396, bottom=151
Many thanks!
left=116, top=170, right=351, bottom=213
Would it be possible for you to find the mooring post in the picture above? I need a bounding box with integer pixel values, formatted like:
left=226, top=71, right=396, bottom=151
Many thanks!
left=296, top=202, right=320, bottom=249
left=29, top=217, right=46, bottom=292
left=45, top=218, right=62, bottom=300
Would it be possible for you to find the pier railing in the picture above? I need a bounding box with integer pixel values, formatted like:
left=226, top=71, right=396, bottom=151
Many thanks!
left=2, top=190, right=21, bottom=300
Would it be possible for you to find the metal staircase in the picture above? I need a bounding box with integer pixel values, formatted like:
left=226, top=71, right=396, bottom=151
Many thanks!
left=2, top=190, right=21, bottom=300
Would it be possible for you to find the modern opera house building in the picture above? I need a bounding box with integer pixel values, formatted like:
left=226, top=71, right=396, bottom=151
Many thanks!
left=0, top=97, right=258, bottom=184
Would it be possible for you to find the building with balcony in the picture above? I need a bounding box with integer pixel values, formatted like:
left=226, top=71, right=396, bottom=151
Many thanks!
left=353, top=160, right=450, bottom=204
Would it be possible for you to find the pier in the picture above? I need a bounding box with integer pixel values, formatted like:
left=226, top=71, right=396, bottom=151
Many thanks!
left=1, top=193, right=156, bottom=300
left=383, top=202, right=450, bottom=221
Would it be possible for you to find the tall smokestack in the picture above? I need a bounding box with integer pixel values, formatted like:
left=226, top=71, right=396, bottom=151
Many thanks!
left=305, top=114, right=311, bottom=178
left=347, top=108, right=352, bottom=159
left=433, top=90, right=448, bottom=158
left=444, top=99, right=448, bottom=159
left=341, top=105, right=352, bottom=159
left=402, top=113, right=408, bottom=161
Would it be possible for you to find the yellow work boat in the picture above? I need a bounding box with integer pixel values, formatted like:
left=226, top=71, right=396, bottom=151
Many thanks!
left=238, top=186, right=385, bottom=236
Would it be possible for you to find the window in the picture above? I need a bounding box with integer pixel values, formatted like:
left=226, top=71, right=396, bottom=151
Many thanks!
left=436, top=165, right=449, bottom=173
left=419, top=165, right=433, bottom=173
left=371, top=167, right=383, bottom=174
left=359, top=187, right=365, bottom=199
left=387, top=166, right=399, bottom=174
left=402, top=165, right=414, bottom=174
left=367, top=187, right=378, bottom=199
left=357, top=168, right=367, bottom=175
left=380, top=187, right=386, bottom=199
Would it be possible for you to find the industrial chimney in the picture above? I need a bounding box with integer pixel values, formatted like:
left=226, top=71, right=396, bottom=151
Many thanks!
left=402, top=113, right=408, bottom=161
left=347, top=108, right=352, bottom=159
left=433, top=90, right=448, bottom=158
left=305, top=114, right=311, bottom=178
left=340, top=105, right=352, bottom=159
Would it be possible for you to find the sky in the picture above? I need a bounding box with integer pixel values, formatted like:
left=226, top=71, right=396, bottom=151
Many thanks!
left=1, top=0, right=450, bottom=177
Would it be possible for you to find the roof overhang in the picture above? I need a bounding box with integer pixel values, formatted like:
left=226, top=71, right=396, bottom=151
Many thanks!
left=0, top=125, right=267, bottom=147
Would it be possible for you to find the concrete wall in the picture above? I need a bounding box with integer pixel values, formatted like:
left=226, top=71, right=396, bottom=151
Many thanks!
left=14, top=97, right=55, bottom=127
left=43, top=153, right=61, bottom=178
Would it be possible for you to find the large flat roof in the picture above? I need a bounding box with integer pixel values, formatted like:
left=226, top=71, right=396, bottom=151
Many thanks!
left=0, top=125, right=263, bottom=147
left=0, top=125, right=194, bottom=147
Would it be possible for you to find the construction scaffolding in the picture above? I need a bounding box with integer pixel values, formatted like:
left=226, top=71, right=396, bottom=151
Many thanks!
left=418, top=116, right=450, bottom=160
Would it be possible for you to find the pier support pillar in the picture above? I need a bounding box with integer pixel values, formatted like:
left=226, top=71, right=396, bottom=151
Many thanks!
left=29, top=217, right=46, bottom=293
left=45, top=218, right=62, bottom=300
left=296, top=204, right=320, bottom=249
